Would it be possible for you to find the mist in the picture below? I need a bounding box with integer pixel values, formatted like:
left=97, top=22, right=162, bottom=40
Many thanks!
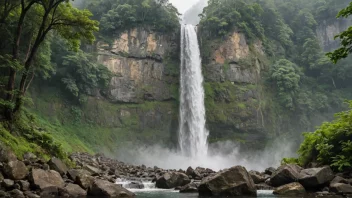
left=114, top=137, right=296, bottom=171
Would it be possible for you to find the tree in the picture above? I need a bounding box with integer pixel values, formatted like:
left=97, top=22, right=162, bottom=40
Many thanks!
left=1, top=0, right=98, bottom=120
left=327, top=2, right=352, bottom=63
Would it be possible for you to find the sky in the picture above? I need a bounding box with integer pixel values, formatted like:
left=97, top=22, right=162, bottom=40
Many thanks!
left=170, top=0, right=200, bottom=13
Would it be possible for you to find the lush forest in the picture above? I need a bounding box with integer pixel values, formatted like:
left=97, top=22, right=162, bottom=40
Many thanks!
left=0, top=0, right=351, bottom=172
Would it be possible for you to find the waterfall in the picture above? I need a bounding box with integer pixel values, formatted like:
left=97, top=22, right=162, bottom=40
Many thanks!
left=179, top=24, right=209, bottom=158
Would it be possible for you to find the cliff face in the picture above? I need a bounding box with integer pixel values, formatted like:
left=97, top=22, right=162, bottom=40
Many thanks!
left=200, top=31, right=268, bottom=149
left=98, top=28, right=179, bottom=103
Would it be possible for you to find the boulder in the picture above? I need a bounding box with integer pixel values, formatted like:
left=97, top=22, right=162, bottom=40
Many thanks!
left=1, top=179, right=14, bottom=189
left=298, top=166, right=334, bottom=189
left=0, top=147, right=17, bottom=163
left=331, top=176, right=349, bottom=185
left=124, top=182, right=144, bottom=189
left=270, top=164, right=302, bottom=187
left=65, top=183, right=87, bottom=197
left=39, top=186, right=69, bottom=197
left=249, top=171, right=266, bottom=184
left=23, top=191, right=40, bottom=198
left=179, top=183, right=198, bottom=193
left=67, top=169, right=94, bottom=189
left=273, top=182, right=306, bottom=195
left=198, top=166, right=256, bottom=196
left=330, top=183, right=352, bottom=194
left=18, top=180, right=30, bottom=191
left=83, top=165, right=101, bottom=176
left=23, top=153, right=37, bottom=162
left=67, top=169, right=91, bottom=180
left=265, top=167, right=276, bottom=176
left=48, top=157, right=68, bottom=175
left=3, top=160, right=28, bottom=180
left=8, top=189, right=25, bottom=198
left=156, top=172, right=191, bottom=189
left=186, top=167, right=201, bottom=179
left=30, top=169, right=65, bottom=190
left=88, top=179, right=134, bottom=197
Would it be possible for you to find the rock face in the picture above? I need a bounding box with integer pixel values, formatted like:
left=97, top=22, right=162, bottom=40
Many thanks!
left=198, top=166, right=256, bottom=196
left=88, top=179, right=134, bottom=197
left=156, top=172, right=191, bottom=189
left=30, top=169, right=65, bottom=190
left=299, top=166, right=334, bottom=189
left=97, top=27, right=179, bottom=103
left=273, top=182, right=306, bottom=195
left=270, top=164, right=302, bottom=187
left=3, top=160, right=28, bottom=180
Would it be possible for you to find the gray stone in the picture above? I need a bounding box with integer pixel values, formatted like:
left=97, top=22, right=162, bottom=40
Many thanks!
left=3, top=160, right=28, bottom=180
left=331, top=176, right=349, bottom=185
left=76, top=173, right=94, bottom=190
left=298, top=166, right=334, bottom=189
left=8, top=189, right=25, bottom=198
left=156, top=172, right=191, bottom=189
left=273, top=182, right=306, bottom=195
left=1, top=179, right=14, bottom=189
left=30, top=169, right=65, bottom=190
left=270, top=164, right=302, bottom=187
left=0, top=147, right=17, bottom=163
left=23, top=153, right=37, bottom=161
left=39, top=186, right=69, bottom=197
left=83, top=164, right=101, bottom=175
left=18, top=180, right=30, bottom=191
left=330, top=183, right=352, bottom=194
left=88, top=179, right=134, bottom=197
left=179, top=183, right=198, bottom=193
left=249, top=170, right=266, bottom=184
left=198, top=166, right=257, bottom=196
left=64, top=183, right=87, bottom=197
left=48, top=157, right=68, bottom=175
left=265, top=167, right=276, bottom=176
left=23, top=191, right=40, bottom=198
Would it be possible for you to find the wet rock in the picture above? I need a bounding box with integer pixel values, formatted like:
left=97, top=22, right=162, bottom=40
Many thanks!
left=88, top=179, right=134, bottom=197
left=124, top=181, right=144, bottom=189
left=249, top=171, right=266, bottom=184
left=273, top=182, right=306, bottom=195
left=198, top=166, right=256, bottom=196
left=270, top=164, right=302, bottom=187
left=255, top=183, right=274, bottom=190
left=64, top=183, right=87, bottom=197
left=48, top=157, right=68, bottom=175
left=330, top=183, right=352, bottom=194
left=156, top=172, right=191, bottom=189
left=186, top=167, right=201, bottom=179
left=30, top=169, right=65, bottom=190
left=3, top=160, right=28, bottom=180
left=179, top=183, right=198, bottom=193
left=299, top=166, right=334, bottom=189
left=8, top=189, right=25, bottom=198
left=40, top=186, right=69, bottom=197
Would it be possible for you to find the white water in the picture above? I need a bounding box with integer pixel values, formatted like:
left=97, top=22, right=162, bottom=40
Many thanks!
left=179, top=24, right=209, bottom=158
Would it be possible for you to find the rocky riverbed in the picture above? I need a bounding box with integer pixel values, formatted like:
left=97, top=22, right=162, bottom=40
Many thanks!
left=0, top=147, right=351, bottom=197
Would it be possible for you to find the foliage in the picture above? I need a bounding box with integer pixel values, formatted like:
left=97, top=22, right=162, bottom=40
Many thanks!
left=269, top=59, right=301, bottom=109
left=298, top=102, right=352, bottom=171
left=327, top=2, right=352, bottom=63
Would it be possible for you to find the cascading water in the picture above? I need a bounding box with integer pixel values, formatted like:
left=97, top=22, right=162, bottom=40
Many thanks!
left=179, top=24, right=209, bottom=158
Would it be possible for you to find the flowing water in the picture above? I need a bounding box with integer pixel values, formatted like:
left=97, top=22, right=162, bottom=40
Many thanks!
left=179, top=24, right=209, bottom=158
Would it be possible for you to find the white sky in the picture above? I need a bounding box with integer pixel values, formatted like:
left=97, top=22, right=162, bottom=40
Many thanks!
left=170, top=0, right=199, bottom=13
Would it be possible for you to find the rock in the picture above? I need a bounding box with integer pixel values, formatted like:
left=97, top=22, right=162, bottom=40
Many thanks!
left=255, top=183, right=274, bottom=190
left=198, top=166, right=256, bottom=196
left=2, top=179, right=14, bottom=189
left=23, top=191, right=40, bottom=198
left=273, top=182, right=306, bottom=195
left=0, top=147, right=17, bottom=163
left=23, top=153, right=37, bottom=161
left=265, top=167, right=276, bottom=176
left=30, top=169, right=65, bottom=190
left=186, top=167, right=201, bottom=179
left=48, top=157, right=68, bottom=175
left=40, top=186, right=69, bottom=197
left=18, top=180, right=30, bottom=191
left=88, top=179, right=134, bottom=197
left=299, top=166, right=334, bottom=189
left=124, top=182, right=144, bottom=189
left=76, top=173, right=94, bottom=190
left=179, top=183, right=198, bottom=193
left=270, top=164, right=302, bottom=187
left=64, top=183, right=87, bottom=197
left=249, top=171, right=266, bottom=184
left=3, top=160, right=28, bottom=180
left=0, top=190, right=9, bottom=198
left=330, top=183, right=352, bottom=194
left=68, top=169, right=91, bottom=180
left=156, top=172, right=191, bottom=189
left=331, top=176, right=349, bottom=185
left=83, top=165, right=101, bottom=176
left=8, top=189, right=25, bottom=198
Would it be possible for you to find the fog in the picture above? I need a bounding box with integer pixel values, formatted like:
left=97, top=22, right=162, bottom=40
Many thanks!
left=115, top=137, right=296, bottom=171
left=170, top=0, right=201, bottom=13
